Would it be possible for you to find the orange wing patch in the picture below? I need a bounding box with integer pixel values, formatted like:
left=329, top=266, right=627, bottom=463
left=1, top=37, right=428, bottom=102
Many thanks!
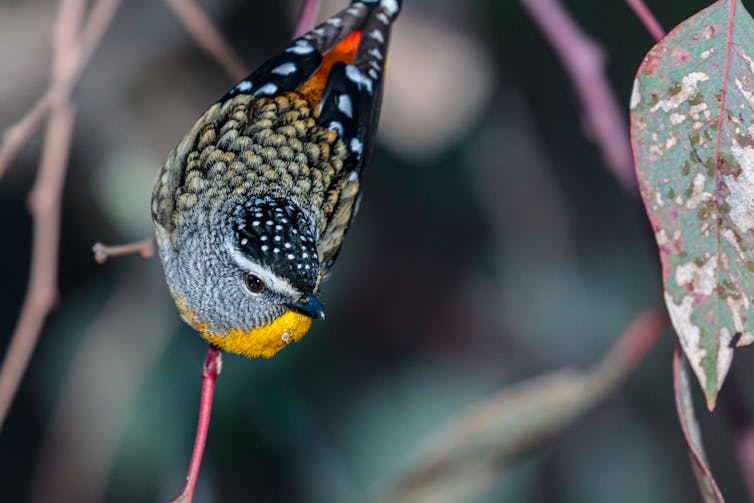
left=299, top=30, right=363, bottom=107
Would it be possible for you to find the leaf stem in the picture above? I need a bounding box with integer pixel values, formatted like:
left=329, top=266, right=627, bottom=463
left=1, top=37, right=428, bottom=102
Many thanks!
left=521, top=0, right=636, bottom=193
left=625, top=0, right=665, bottom=42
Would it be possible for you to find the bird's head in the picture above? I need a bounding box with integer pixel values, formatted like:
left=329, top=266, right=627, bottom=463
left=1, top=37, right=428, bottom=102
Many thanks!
left=158, top=196, right=325, bottom=358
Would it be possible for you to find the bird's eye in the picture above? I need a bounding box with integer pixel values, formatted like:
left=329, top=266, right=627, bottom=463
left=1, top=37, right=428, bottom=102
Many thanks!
left=243, top=274, right=265, bottom=293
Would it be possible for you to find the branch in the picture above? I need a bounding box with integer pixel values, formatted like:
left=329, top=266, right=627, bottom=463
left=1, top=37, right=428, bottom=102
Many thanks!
left=0, top=0, right=121, bottom=180
left=163, top=0, right=250, bottom=81
left=625, top=0, right=665, bottom=42
left=0, top=0, right=122, bottom=431
left=379, top=306, right=667, bottom=503
left=520, top=0, right=636, bottom=194
left=92, top=238, right=155, bottom=264
left=169, top=346, right=223, bottom=503
left=293, top=0, right=322, bottom=39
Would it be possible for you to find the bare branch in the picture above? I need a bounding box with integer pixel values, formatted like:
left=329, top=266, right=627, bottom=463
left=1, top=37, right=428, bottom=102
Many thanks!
left=163, top=0, right=250, bottom=81
left=379, top=306, right=667, bottom=503
left=0, top=0, right=122, bottom=180
left=625, top=0, right=665, bottom=42
left=521, top=0, right=636, bottom=193
left=0, top=0, right=123, bottom=430
left=0, top=101, right=77, bottom=431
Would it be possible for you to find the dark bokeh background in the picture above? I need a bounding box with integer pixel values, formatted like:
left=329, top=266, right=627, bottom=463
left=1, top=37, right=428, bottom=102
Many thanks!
left=1, top=0, right=752, bottom=501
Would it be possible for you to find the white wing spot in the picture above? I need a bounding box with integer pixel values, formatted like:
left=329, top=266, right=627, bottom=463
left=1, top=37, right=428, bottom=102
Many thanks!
left=236, top=80, right=253, bottom=92
left=381, top=0, right=399, bottom=16
left=350, top=138, right=363, bottom=155
left=345, top=65, right=373, bottom=93
left=254, top=83, right=278, bottom=97
left=369, top=48, right=384, bottom=60
left=287, top=40, right=314, bottom=55
left=337, top=94, right=353, bottom=118
left=369, top=29, right=385, bottom=43
left=328, top=120, right=344, bottom=136
left=271, top=62, right=297, bottom=76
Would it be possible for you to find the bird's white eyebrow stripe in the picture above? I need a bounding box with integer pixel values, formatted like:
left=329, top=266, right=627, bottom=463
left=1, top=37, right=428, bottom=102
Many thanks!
left=227, top=245, right=298, bottom=296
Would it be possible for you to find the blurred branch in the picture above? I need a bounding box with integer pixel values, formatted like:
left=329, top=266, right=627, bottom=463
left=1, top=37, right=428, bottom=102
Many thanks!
left=520, top=0, right=636, bottom=194
left=163, top=0, right=250, bottom=81
left=625, top=0, right=665, bottom=42
left=674, top=348, right=725, bottom=502
left=293, top=0, right=322, bottom=38
left=0, top=0, right=124, bottom=432
left=0, top=0, right=121, bottom=180
left=377, top=306, right=667, bottom=503
left=0, top=102, right=76, bottom=432
left=169, top=346, right=223, bottom=503
left=92, top=238, right=155, bottom=264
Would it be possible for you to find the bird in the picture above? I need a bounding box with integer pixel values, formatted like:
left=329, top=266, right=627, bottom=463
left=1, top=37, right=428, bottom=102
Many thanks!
left=151, top=0, right=401, bottom=358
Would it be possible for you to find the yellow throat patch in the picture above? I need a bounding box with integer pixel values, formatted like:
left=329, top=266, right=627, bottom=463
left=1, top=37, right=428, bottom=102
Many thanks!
left=176, top=298, right=312, bottom=358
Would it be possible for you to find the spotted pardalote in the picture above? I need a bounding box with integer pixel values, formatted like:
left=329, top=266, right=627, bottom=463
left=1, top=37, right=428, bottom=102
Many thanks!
left=151, top=0, right=401, bottom=357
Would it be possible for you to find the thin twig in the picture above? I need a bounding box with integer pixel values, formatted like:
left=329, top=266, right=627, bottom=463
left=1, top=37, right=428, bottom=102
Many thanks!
left=0, top=0, right=84, bottom=430
left=625, top=0, right=665, bottom=42
left=163, top=0, right=250, bottom=81
left=170, top=346, right=223, bottom=503
left=293, top=0, right=322, bottom=38
left=520, top=0, right=636, bottom=194
left=0, top=0, right=122, bottom=431
left=92, top=238, right=155, bottom=264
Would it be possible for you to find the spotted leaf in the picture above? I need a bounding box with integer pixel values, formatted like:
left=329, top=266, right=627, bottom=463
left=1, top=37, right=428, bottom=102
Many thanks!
left=631, top=0, right=754, bottom=409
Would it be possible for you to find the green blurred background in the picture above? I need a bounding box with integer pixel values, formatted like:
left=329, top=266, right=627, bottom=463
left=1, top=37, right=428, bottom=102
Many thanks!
left=1, top=0, right=752, bottom=501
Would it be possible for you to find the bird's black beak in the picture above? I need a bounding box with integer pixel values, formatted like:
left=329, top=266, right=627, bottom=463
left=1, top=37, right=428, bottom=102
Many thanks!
left=286, top=294, right=326, bottom=320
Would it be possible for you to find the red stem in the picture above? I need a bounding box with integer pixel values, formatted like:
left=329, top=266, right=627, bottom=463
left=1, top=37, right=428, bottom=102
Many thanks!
left=293, top=0, right=322, bottom=38
left=625, top=0, right=665, bottom=42
left=170, top=346, right=223, bottom=503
